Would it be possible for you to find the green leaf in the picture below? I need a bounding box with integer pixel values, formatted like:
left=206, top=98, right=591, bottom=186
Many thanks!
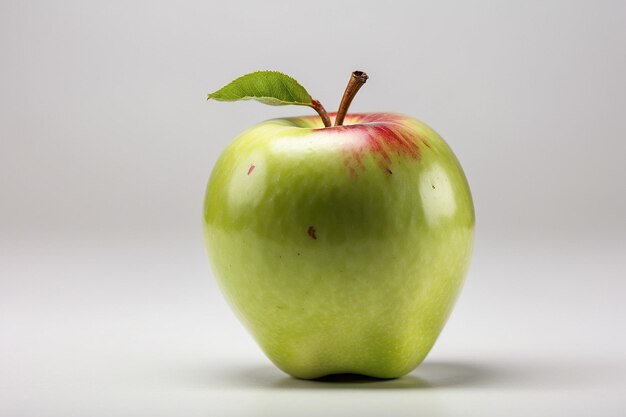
left=207, top=71, right=313, bottom=106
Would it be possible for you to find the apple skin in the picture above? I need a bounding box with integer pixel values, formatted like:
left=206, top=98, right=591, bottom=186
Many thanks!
left=203, top=113, right=474, bottom=379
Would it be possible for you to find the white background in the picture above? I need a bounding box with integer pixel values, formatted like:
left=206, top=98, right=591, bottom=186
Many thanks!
left=1, top=1, right=625, bottom=416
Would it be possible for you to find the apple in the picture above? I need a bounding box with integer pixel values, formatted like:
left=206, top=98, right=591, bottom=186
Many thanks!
left=203, top=71, right=474, bottom=379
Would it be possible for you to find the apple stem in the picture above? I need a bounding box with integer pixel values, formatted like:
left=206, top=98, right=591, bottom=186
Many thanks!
left=334, top=71, right=369, bottom=126
left=311, top=99, right=332, bottom=128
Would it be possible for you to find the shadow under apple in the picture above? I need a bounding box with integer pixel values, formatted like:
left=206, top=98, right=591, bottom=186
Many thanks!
left=182, top=360, right=503, bottom=390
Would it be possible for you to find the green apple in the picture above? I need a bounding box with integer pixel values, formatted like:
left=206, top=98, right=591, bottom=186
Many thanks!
left=203, top=71, right=474, bottom=379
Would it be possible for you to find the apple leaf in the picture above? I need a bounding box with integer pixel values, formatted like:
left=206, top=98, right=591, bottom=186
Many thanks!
left=207, top=71, right=313, bottom=106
